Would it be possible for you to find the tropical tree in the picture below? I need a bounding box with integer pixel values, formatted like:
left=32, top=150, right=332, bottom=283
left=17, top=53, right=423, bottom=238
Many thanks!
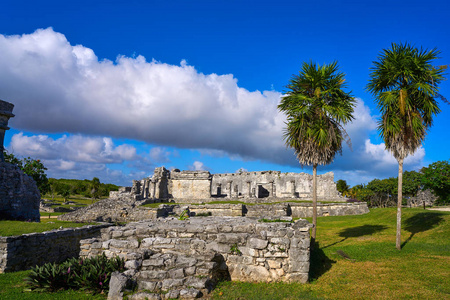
left=91, top=177, right=101, bottom=203
left=278, top=61, right=355, bottom=247
left=367, top=43, right=446, bottom=250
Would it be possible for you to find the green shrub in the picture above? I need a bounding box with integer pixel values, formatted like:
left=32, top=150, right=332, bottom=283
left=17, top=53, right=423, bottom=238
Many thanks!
left=24, top=254, right=125, bottom=294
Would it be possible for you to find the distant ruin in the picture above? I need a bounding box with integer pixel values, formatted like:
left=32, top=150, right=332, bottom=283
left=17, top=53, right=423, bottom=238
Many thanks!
left=0, top=99, right=40, bottom=221
left=112, top=167, right=345, bottom=203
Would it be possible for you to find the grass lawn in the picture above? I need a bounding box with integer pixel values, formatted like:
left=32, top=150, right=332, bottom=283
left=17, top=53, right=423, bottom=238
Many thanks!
left=211, top=208, right=450, bottom=299
left=0, top=219, right=99, bottom=237
left=0, top=208, right=448, bottom=299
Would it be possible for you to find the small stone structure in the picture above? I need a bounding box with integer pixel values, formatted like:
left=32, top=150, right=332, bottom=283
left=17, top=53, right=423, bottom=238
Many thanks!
left=0, top=224, right=110, bottom=273
left=80, top=217, right=312, bottom=298
left=0, top=99, right=15, bottom=162
left=407, top=189, right=438, bottom=207
left=0, top=99, right=41, bottom=221
left=113, top=167, right=345, bottom=203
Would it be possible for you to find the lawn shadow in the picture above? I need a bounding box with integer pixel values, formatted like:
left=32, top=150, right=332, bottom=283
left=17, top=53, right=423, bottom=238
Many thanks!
left=309, top=242, right=336, bottom=281
left=322, top=224, right=388, bottom=249
left=401, top=211, right=445, bottom=248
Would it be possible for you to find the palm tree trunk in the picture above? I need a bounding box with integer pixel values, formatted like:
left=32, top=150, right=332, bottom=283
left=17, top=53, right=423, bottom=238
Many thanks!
left=311, top=164, right=318, bottom=249
left=396, top=159, right=403, bottom=250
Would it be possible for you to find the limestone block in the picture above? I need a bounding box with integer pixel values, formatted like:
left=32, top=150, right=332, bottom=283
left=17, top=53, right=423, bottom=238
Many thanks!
left=228, top=264, right=270, bottom=282
left=107, top=271, right=128, bottom=300
left=248, top=238, right=268, bottom=249
left=179, top=288, right=201, bottom=299
left=161, top=278, right=185, bottom=291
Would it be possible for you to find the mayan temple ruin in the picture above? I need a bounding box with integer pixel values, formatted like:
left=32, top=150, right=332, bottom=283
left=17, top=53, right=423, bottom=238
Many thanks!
left=112, top=167, right=345, bottom=203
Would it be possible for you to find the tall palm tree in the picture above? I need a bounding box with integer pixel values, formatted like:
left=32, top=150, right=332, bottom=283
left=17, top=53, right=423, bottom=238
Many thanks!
left=367, top=43, right=446, bottom=250
left=278, top=61, right=355, bottom=247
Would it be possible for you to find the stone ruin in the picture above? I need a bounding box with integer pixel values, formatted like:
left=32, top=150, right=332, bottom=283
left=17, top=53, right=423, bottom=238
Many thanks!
left=0, top=99, right=40, bottom=221
left=112, top=167, right=345, bottom=203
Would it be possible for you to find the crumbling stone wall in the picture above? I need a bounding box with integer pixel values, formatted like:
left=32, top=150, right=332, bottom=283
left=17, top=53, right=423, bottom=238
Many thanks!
left=211, top=171, right=342, bottom=201
left=0, top=224, right=110, bottom=273
left=123, top=167, right=345, bottom=203
left=80, top=217, right=312, bottom=298
left=407, top=189, right=438, bottom=207
left=0, top=162, right=41, bottom=221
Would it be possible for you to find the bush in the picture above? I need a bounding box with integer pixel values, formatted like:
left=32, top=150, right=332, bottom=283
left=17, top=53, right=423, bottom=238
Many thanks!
left=24, top=254, right=125, bottom=294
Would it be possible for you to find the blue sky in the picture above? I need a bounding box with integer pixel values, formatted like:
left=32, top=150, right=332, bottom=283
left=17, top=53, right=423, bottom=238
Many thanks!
left=1, top=0, right=449, bottom=187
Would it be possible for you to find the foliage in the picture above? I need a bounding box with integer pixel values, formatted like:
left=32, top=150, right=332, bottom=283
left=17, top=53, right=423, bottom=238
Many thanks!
left=24, top=254, right=125, bottom=294
left=421, top=160, right=450, bottom=205
left=229, top=243, right=242, bottom=255
left=178, top=210, right=189, bottom=220
left=47, top=178, right=119, bottom=200
left=336, top=179, right=349, bottom=195
left=258, top=218, right=293, bottom=223
left=0, top=271, right=106, bottom=300
left=367, top=42, right=447, bottom=250
left=367, top=43, right=446, bottom=161
left=3, top=151, right=50, bottom=195
left=278, top=61, right=355, bottom=243
left=278, top=61, right=355, bottom=167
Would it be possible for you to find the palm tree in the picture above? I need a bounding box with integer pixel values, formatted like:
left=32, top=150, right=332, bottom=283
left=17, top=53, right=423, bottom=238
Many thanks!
left=278, top=61, right=355, bottom=247
left=367, top=43, right=446, bottom=250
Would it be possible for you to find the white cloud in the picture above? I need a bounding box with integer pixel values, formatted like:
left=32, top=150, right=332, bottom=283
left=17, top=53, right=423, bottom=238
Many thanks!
left=189, top=161, right=206, bottom=171
left=8, top=132, right=139, bottom=164
left=1, top=28, right=427, bottom=187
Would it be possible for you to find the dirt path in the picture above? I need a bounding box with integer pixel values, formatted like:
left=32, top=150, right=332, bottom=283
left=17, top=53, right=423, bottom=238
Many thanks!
left=427, top=207, right=450, bottom=212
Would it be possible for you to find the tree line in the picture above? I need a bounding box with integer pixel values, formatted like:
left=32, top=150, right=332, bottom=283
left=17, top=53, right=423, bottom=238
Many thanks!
left=336, top=160, right=449, bottom=207
left=3, top=151, right=119, bottom=200
left=278, top=42, right=447, bottom=250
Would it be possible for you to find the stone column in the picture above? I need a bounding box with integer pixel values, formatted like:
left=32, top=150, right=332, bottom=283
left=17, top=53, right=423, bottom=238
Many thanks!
left=247, top=182, right=252, bottom=198
left=228, top=182, right=232, bottom=198
left=269, top=181, right=274, bottom=197
left=0, top=100, right=14, bottom=162
left=291, top=180, right=296, bottom=198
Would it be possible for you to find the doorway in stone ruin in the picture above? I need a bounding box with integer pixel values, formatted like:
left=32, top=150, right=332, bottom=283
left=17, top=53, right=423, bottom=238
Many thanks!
left=257, top=184, right=270, bottom=198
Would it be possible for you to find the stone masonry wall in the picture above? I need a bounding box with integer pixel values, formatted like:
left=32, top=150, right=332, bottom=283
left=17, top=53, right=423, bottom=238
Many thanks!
left=80, top=217, right=312, bottom=297
left=0, top=224, right=110, bottom=273
left=0, top=162, right=40, bottom=222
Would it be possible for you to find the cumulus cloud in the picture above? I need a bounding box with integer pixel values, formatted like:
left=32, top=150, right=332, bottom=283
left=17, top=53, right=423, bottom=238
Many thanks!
left=1, top=28, right=425, bottom=186
left=0, top=28, right=285, bottom=164
left=8, top=132, right=139, bottom=163
left=189, top=161, right=207, bottom=171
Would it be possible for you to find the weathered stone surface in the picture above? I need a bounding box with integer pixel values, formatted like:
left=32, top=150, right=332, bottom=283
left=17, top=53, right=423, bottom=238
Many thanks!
left=79, top=217, right=312, bottom=298
left=108, top=271, right=128, bottom=300
left=0, top=162, right=40, bottom=222
left=0, top=224, right=109, bottom=273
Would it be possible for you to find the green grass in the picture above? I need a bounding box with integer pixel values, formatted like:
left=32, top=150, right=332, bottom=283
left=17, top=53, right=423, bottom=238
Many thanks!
left=1, top=208, right=448, bottom=299
left=211, top=208, right=450, bottom=300
left=0, top=219, right=99, bottom=237
left=0, top=271, right=106, bottom=300
left=42, top=195, right=106, bottom=207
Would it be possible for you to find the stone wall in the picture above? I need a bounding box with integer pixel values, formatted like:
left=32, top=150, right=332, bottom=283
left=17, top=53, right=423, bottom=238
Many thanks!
left=0, top=224, right=110, bottom=273
left=60, top=196, right=369, bottom=223
left=170, top=170, right=211, bottom=200
left=0, top=162, right=40, bottom=221
left=289, top=202, right=370, bottom=218
left=124, top=167, right=345, bottom=203
left=80, top=217, right=312, bottom=297
left=211, top=171, right=342, bottom=201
